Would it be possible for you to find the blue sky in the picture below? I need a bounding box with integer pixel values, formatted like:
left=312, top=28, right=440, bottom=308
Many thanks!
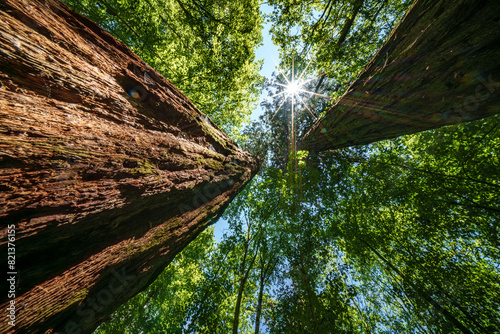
left=251, top=3, right=280, bottom=122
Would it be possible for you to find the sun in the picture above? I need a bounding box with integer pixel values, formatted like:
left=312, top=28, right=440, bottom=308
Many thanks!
left=266, top=55, right=332, bottom=122
left=262, top=51, right=338, bottom=127
left=285, top=80, right=301, bottom=95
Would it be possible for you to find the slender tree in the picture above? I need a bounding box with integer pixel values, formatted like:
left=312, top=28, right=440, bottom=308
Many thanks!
left=313, top=0, right=366, bottom=93
left=232, top=213, right=261, bottom=334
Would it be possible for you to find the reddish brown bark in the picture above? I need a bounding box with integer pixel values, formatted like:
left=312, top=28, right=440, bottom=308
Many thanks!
left=0, top=0, right=259, bottom=332
left=302, top=0, right=500, bottom=152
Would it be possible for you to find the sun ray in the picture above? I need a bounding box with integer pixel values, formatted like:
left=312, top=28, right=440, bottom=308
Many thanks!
left=272, top=58, right=291, bottom=86
left=286, top=80, right=301, bottom=95
left=268, top=90, right=288, bottom=100
left=270, top=81, right=289, bottom=88
left=298, top=76, right=321, bottom=87
left=296, top=55, right=316, bottom=82
left=267, top=54, right=332, bottom=137
left=296, top=94, right=318, bottom=119
left=270, top=96, right=288, bottom=121
left=259, top=89, right=287, bottom=104
left=297, top=88, right=333, bottom=99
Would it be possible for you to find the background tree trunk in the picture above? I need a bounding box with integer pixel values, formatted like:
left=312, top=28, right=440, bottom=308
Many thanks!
left=254, top=269, right=265, bottom=334
left=302, top=0, right=500, bottom=152
left=0, top=0, right=259, bottom=332
left=313, top=0, right=365, bottom=93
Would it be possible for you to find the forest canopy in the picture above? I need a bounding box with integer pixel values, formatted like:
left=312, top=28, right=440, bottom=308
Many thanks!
left=61, top=0, right=500, bottom=333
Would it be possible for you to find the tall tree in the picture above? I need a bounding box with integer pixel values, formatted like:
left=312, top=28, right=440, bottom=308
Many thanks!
left=302, top=0, right=500, bottom=152
left=30, top=1, right=500, bottom=332
left=0, top=0, right=259, bottom=332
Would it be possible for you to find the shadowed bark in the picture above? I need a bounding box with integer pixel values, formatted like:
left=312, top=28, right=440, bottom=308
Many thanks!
left=0, top=0, right=259, bottom=332
left=302, top=0, right=500, bottom=152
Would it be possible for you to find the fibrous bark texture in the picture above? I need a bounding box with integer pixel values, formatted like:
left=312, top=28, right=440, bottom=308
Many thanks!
left=302, top=0, right=500, bottom=152
left=0, top=0, right=259, bottom=332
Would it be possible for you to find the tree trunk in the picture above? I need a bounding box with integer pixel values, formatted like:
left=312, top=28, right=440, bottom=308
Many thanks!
left=300, top=263, right=318, bottom=332
left=232, top=237, right=259, bottom=334
left=232, top=275, right=247, bottom=334
left=0, top=0, right=259, bottom=333
left=254, top=268, right=265, bottom=334
left=302, top=0, right=500, bottom=152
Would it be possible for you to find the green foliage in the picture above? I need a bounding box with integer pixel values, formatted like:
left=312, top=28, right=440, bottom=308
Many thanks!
left=298, top=115, right=499, bottom=333
left=267, top=268, right=362, bottom=334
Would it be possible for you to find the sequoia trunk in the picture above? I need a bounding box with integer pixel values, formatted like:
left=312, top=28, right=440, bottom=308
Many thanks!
left=0, top=0, right=259, bottom=332
left=302, top=0, right=500, bottom=152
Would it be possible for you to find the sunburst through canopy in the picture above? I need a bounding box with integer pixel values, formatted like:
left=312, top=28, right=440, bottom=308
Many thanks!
left=261, top=54, right=335, bottom=169
left=267, top=55, right=333, bottom=124
left=285, top=80, right=301, bottom=95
